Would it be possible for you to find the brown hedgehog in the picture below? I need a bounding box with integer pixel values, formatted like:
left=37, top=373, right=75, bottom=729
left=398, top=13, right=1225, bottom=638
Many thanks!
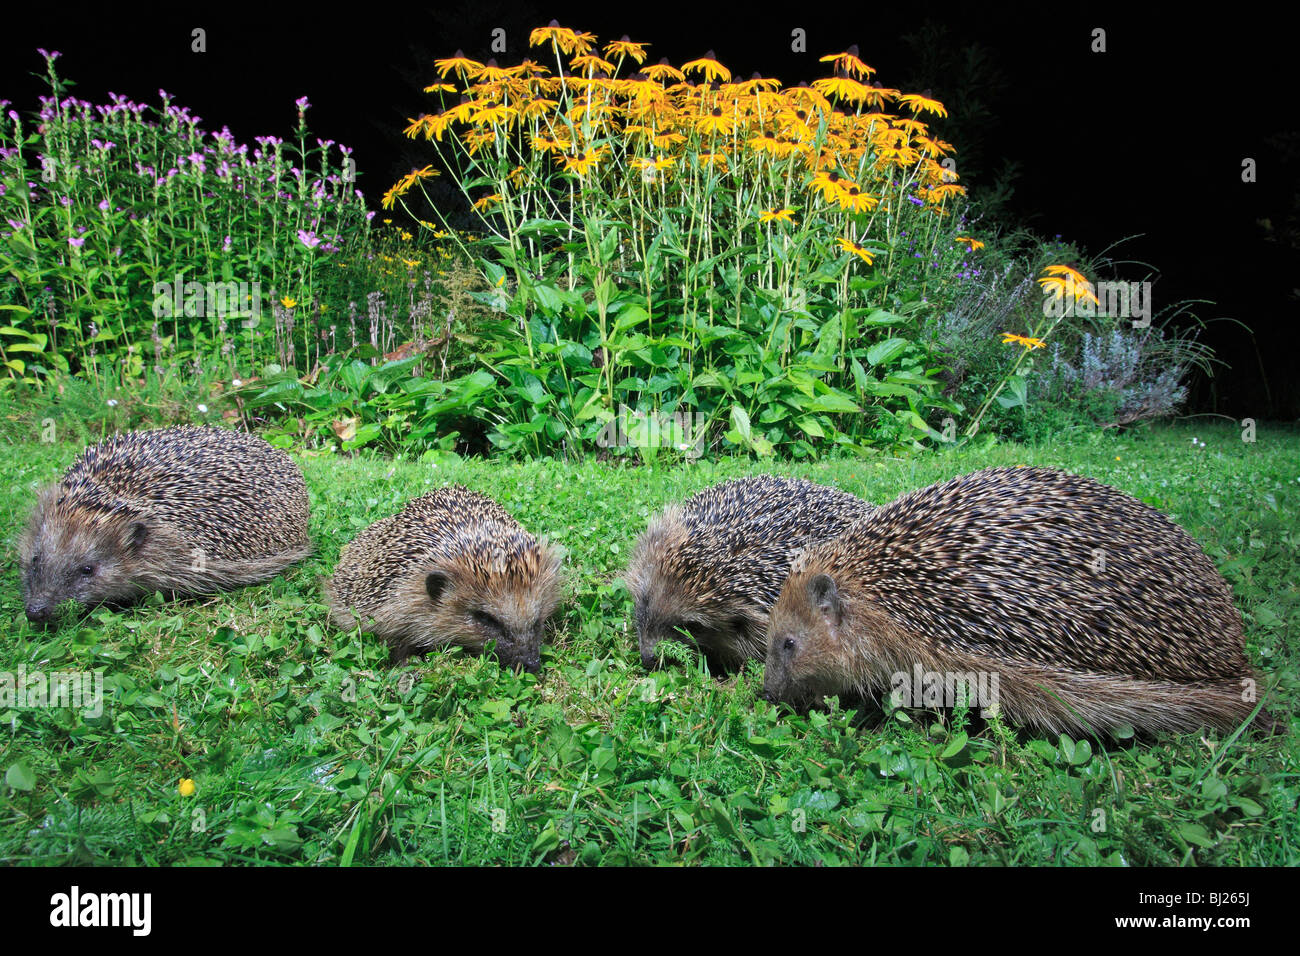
left=764, top=466, right=1269, bottom=736
left=624, top=475, right=872, bottom=671
left=20, top=425, right=311, bottom=623
left=324, top=486, right=562, bottom=673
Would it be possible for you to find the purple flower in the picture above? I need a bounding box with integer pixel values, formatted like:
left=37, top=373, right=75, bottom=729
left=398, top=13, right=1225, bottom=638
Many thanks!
left=7, top=218, right=25, bottom=231
left=295, top=96, right=311, bottom=112
left=223, top=235, right=232, bottom=252
left=297, top=229, right=321, bottom=249
left=68, top=236, right=85, bottom=248
left=98, top=199, right=110, bottom=211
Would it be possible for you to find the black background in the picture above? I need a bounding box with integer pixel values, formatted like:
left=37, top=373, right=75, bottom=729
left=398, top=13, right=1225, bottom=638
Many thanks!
left=3, top=2, right=1296, bottom=420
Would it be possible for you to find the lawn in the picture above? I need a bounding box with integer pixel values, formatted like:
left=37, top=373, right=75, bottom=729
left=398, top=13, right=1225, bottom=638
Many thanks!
left=0, top=421, right=1296, bottom=865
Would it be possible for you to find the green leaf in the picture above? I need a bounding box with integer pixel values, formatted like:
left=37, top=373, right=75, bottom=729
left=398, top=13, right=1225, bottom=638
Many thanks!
left=995, top=374, right=1028, bottom=409
left=1177, top=822, right=1216, bottom=848
left=866, top=337, right=910, bottom=367
left=5, top=760, right=36, bottom=791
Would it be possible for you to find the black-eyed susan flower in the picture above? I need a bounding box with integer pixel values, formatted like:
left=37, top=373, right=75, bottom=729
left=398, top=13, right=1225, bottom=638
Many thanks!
left=835, top=182, right=877, bottom=214
left=570, top=53, right=616, bottom=76
left=819, top=46, right=874, bottom=79
left=562, top=148, right=604, bottom=176
left=812, top=75, right=872, bottom=107
left=836, top=237, right=875, bottom=265
left=955, top=236, right=985, bottom=251
left=759, top=208, right=796, bottom=224
left=644, top=58, right=685, bottom=84
left=1039, top=265, right=1098, bottom=305
left=898, top=92, right=948, bottom=118
left=434, top=50, right=484, bottom=79
left=470, top=102, right=518, bottom=126
left=695, top=105, right=736, bottom=136
left=682, top=51, right=731, bottom=84
left=468, top=59, right=513, bottom=83
left=606, top=36, right=649, bottom=64
left=1000, top=332, right=1047, bottom=349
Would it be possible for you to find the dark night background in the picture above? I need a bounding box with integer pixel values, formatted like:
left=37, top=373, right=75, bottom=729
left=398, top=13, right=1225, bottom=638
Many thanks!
left=4, top=2, right=1296, bottom=421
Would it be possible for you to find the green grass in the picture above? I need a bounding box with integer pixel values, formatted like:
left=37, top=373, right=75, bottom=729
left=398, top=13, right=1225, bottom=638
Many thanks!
left=0, top=421, right=1296, bottom=865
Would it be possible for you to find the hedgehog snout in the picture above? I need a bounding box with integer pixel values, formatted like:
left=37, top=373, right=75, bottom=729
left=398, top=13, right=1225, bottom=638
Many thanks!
left=24, top=600, right=56, bottom=626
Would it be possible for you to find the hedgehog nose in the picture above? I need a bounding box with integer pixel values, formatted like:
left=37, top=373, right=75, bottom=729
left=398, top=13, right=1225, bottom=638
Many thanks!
left=25, top=603, right=53, bottom=625
left=640, top=649, right=657, bottom=670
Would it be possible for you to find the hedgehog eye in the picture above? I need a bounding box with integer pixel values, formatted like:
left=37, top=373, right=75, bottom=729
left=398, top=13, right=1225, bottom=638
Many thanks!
left=783, top=637, right=797, bottom=654
left=80, top=564, right=95, bottom=577
left=471, top=609, right=503, bottom=632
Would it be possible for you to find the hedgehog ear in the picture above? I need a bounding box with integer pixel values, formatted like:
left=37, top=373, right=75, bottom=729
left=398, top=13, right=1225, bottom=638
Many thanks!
left=124, top=520, right=149, bottom=552
left=807, top=573, right=842, bottom=626
left=425, top=571, right=449, bottom=605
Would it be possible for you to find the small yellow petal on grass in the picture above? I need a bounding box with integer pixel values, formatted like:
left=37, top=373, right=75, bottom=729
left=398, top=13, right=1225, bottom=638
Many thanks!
left=179, top=778, right=196, bottom=797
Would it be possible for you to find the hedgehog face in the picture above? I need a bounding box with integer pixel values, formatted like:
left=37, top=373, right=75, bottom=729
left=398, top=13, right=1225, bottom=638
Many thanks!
left=763, top=572, right=855, bottom=708
left=20, top=504, right=149, bottom=624
left=418, top=545, right=562, bottom=673
left=633, top=585, right=756, bottom=671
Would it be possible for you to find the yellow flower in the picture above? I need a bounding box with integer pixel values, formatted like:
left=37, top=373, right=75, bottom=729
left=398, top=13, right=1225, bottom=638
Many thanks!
left=899, top=92, right=948, bottom=117
left=473, top=193, right=503, bottom=211
left=468, top=59, right=513, bottom=83
left=178, top=778, right=196, bottom=797
left=530, top=131, right=571, bottom=154
left=682, top=50, right=731, bottom=84
left=434, top=50, right=484, bottom=79
left=403, top=114, right=431, bottom=138
left=1038, top=265, right=1099, bottom=305
left=695, top=105, right=735, bottom=136
left=570, top=53, right=616, bottom=75
left=759, top=208, right=796, bottom=223
left=834, top=182, right=877, bottom=214
left=1000, top=332, right=1046, bottom=349
left=605, top=36, right=649, bottom=65
left=470, top=102, right=518, bottom=126
left=644, top=60, right=685, bottom=84
left=529, top=22, right=596, bottom=56
left=562, top=148, right=604, bottom=176
left=280, top=296, right=297, bottom=309
left=819, top=47, right=874, bottom=79
left=423, top=82, right=457, bottom=94
left=955, top=236, right=985, bottom=251
left=836, top=237, right=875, bottom=265
left=812, top=76, right=872, bottom=106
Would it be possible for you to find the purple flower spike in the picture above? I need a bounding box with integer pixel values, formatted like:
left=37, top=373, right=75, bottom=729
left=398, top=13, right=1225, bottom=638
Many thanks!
left=297, top=229, right=321, bottom=249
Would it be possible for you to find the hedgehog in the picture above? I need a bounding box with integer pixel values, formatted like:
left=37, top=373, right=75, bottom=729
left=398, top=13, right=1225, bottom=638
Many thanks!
left=20, top=425, right=312, bottom=623
left=763, top=466, right=1269, bottom=736
left=324, top=486, right=563, bottom=673
left=624, top=475, right=873, bottom=671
